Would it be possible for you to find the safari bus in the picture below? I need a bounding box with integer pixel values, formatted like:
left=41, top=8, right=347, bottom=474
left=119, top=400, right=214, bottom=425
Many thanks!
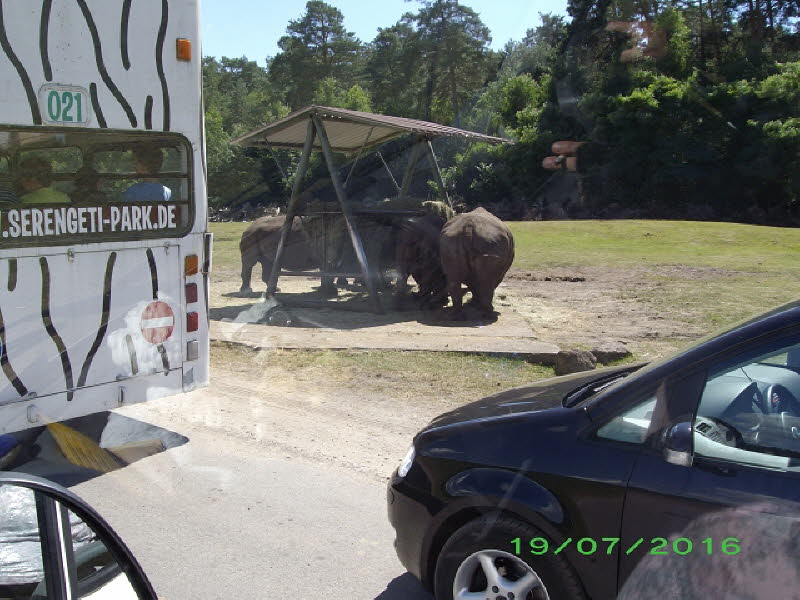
left=0, top=0, right=209, bottom=436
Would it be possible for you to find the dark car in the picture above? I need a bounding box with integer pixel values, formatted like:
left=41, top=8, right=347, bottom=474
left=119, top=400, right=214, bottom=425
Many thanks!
left=388, top=300, right=800, bottom=600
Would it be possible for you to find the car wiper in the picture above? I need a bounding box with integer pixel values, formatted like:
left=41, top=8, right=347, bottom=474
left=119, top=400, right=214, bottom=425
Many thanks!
left=563, top=368, right=638, bottom=408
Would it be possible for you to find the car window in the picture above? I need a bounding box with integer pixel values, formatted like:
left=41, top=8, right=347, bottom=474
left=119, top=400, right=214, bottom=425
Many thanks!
left=0, top=484, right=46, bottom=596
left=67, top=510, right=137, bottom=600
left=596, top=394, right=658, bottom=444
left=694, top=332, right=800, bottom=469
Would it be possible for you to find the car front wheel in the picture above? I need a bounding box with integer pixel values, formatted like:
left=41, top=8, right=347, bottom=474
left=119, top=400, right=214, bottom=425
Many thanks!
left=434, top=515, right=586, bottom=600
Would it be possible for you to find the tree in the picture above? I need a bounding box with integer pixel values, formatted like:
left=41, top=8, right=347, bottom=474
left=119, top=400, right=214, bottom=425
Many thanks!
left=204, top=57, right=286, bottom=132
left=269, top=1, right=363, bottom=109
left=402, top=0, right=493, bottom=124
left=203, top=57, right=289, bottom=207
left=366, top=22, right=425, bottom=117
left=312, top=77, right=373, bottom=111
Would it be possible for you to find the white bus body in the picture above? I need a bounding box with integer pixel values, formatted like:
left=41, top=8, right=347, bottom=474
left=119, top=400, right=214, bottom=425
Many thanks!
left=0, top=0, right=209, bottom=434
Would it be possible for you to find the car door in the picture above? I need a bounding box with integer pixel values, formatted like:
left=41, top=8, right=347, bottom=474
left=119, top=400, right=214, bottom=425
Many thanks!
left=618, top=327, right=800, bottom=596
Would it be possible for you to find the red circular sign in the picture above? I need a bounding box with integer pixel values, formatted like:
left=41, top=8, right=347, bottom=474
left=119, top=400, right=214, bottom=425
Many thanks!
left=140, top=301, right=175, bottom=344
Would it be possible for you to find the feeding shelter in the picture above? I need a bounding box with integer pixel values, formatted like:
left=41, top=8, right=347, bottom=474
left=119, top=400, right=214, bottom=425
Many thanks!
left=232, top=105, right=511, bottom=313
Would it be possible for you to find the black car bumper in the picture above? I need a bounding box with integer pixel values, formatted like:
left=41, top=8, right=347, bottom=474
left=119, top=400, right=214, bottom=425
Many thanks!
left=387, top=471, right=432, bottom=586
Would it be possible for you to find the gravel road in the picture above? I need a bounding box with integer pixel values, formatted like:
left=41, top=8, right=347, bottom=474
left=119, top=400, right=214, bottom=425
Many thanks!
left=71, top=363, right=459, bottom=599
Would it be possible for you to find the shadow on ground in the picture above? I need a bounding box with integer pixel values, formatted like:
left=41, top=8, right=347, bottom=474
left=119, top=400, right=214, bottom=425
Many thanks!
left=375, top=573, right=434, bottom=600
left=211, top=293, right=497, bottom=331
left=4, top=412, right=188, bottom=488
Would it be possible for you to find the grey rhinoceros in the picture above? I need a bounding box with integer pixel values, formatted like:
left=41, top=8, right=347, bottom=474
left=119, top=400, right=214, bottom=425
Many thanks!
left=439, top=207, right=514, bottom=316
left=394, top=213, right=447, bottom=308
left=239, top=215, right=317, bottom=294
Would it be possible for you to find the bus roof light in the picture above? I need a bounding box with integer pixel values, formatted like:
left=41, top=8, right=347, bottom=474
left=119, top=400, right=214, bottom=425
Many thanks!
left=176, top=38, right=192, bottom=61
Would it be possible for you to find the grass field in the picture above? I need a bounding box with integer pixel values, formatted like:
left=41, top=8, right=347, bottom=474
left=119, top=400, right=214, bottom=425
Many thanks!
left=213, top=342, right=555, bottom=403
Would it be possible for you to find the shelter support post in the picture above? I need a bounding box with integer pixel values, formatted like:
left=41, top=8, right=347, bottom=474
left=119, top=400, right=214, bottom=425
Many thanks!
left=266, top=118, right=316, bottom=297
left=311, top=113, right=383, bottom=314
left=424, top=139, right=452, bottom=209
left=399, top=136, right=423, bottom=197
left=377, top=151, right=400, bottom=192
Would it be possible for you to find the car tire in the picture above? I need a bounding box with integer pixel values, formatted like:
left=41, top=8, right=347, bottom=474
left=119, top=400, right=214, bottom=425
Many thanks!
left=434, top=515, right=586, bottom=600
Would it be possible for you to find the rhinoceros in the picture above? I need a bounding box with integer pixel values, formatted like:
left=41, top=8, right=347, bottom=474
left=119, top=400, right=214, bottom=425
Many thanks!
left=239, top=215, right=317, bottom=294
left=394, top=213, right=447, bottom=307
left=439, top=207, right=514, bottom=316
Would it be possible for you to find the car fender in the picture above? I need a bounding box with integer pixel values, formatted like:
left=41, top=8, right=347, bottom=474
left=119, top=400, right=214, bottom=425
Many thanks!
left=444, top=467, right=565, bottom=526
left=420, top=466, right=571, bottom=587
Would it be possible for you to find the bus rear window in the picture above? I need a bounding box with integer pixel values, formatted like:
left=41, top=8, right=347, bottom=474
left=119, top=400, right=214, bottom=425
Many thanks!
left=0, top=128, right=193, bottom=247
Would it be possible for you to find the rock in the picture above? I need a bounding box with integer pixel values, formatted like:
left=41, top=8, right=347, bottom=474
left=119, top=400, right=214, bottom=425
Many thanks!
left=555, top=349, right=597, bottom=376
left=592, top=342, right=632, bottom=364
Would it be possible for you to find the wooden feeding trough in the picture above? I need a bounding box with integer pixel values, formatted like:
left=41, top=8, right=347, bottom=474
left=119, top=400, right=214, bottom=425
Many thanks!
left=232, top=105, right=510, bottom=313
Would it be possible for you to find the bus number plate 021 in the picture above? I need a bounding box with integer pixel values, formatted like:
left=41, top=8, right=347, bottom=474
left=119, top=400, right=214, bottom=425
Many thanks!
left=38, top=85, right=91, bottom=126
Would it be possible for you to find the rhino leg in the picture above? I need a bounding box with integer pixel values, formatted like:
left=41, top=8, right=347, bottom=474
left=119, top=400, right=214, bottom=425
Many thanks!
left=239, top=247, right=259, bottom=294
left=395, top=270, right=410, bottom=295
left=447, top=281, right=466, bottom=313
left=470, top=256, right=506, bottom=314
left=319, top=275, right=338, bottom=297
left=440, top=248, right=468, bottom=318
left=472, top=282, right=496, bottom=315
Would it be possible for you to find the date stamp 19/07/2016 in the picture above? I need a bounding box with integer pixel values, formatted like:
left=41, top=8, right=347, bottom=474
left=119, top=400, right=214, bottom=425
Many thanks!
left=510, top=537, right=742, bottom=557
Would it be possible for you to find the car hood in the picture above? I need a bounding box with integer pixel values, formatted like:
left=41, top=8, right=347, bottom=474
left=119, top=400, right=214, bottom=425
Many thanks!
left=424, top=365, right=639, bottom=431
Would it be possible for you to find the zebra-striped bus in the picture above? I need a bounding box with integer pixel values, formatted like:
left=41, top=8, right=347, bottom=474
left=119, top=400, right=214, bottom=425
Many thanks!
left=0, top=0, right=209, bottom=434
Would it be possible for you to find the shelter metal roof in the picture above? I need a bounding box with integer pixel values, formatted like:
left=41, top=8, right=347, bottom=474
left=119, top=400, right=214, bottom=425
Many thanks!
left=231, top=105, right=512, bottom=153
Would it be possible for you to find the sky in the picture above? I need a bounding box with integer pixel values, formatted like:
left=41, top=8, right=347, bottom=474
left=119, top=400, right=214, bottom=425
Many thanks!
left=201, top=0, right=567, bottom=67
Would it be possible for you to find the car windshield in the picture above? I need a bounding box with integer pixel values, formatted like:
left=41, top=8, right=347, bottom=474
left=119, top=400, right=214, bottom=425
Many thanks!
left=595, top=299, right=800, bottom=399
left=2, top=1, right=798, bottom=599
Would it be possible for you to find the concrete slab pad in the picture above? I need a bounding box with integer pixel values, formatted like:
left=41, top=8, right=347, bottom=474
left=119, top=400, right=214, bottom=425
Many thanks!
left=211, top=319, right=559, bottom=364
left=209, top=276, right=559, bottom=363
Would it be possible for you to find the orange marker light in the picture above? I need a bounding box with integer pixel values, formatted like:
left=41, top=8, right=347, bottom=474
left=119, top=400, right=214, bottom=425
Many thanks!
left=176, top=38, right=192, bottom=61
left=185, top=255, right=199, bottom=276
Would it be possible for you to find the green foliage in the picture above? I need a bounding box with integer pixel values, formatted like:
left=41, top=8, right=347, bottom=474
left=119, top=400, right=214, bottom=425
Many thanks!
left=313, top=77, right=373, bottom=111
left=400, top=0, right=494, bottom=123
left=342, top=84, right=372, bottom=112
left=652, top=9, right=691, bottom=78
left=366, top=22, right=425, bottom=117
left=499, top=74, right=547, bottom=129
left=269, top=1, right=363, bottom=109
left=203, top=57, right=290, bottom=207
left=202, top=1, right=799, bottom=224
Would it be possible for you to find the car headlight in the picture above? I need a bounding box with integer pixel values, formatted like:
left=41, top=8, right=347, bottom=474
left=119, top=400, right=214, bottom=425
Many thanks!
left=397, top=445, right=415, bottom=478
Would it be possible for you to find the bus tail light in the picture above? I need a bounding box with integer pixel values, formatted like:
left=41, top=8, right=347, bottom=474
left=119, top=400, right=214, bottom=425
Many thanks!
left=186, top=312, right=199, bottom=332
left=185, top=283, right=198, bottom=304
left=185, top=255, right=199, bottom=275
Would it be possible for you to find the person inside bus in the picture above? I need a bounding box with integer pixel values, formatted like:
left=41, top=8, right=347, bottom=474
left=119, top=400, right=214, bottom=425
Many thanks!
left=124, top=146, right=172, bottom=202
left=73, top=166, right=105, bottom=203
left=18, top=157, right=70, bottom=204
left=0, top=183, right=18, bottom=204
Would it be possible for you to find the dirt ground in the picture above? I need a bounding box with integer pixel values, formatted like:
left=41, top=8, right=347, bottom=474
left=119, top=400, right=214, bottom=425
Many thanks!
left=501, top=265, right=718, bottom=358
left=141, top=342, right=479, bottom=481
left=210, top=263, right=719, bottom=360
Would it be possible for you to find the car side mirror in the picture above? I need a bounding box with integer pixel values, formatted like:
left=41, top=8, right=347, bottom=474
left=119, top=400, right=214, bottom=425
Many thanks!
left=662, top=421, right=693, bottom=467
left=0, top=472, right=156, bottom=599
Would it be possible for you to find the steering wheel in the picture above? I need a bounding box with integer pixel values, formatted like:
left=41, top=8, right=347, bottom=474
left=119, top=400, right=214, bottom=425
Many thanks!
left=764, top=384, right=800, bottom=442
